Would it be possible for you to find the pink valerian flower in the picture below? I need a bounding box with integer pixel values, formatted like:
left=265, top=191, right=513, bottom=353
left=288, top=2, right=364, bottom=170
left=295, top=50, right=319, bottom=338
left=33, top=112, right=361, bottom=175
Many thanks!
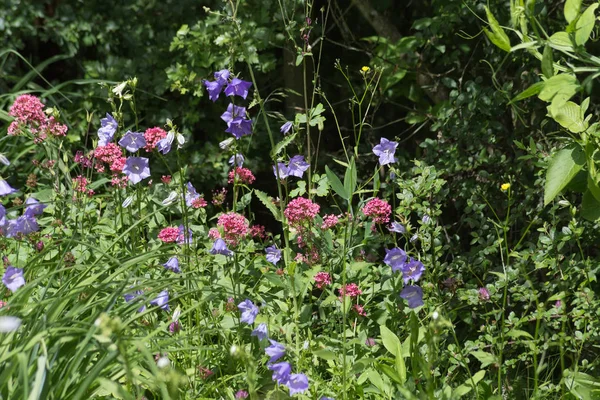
left=0, top=300, right=6, bottom=308
left=8, top=95, right=68, bottom=141
left=161, top=175, right=172, bottom=184
left=225, top=297, right=236, bottom=312
left=294, top=248, right=320, bottom=265
left=9, top=95, right=46, bottom=124
left=94, top=143, right=124, bottom=172
left=74, top=151, right=93, bottom=168
left=354, top=304, right=367, bottom=317
left=314, top=272, right=331, bottom=289
left=212, top=188, right=227, bottom=206
left=228, top=167, right=256, bottom=185
left=235, top=390, right=249, bottom=399
left=321, top=214, right=340, bottom=230
left=198, top=366, right=214, bottom=380
left=110, top=174, right=129, bottom=188
left=73, top=176, right=94, bottom=197
left=143, top=127, right=167, bottom=151
left=158, top=227, right=180, bottom=243
left=284, top=197, right=320, bottom=226
left=208, top=228, right=221, bottom=240
left=365, top=337, right=376, bottom=346
left=192, top=197, right=207, bottom=208
left=217, top=212, right=250, bottom=245
left=45, top=116, right=68, bottom=137
left=250, top=225, right=267, bottom=240
left=339, top=283, right=362, bottom=298
left=362, top=198, right=392, bottom=225
left=109, top=156, right=127, bottom=172
left=478, top=287, right=490, bottom=301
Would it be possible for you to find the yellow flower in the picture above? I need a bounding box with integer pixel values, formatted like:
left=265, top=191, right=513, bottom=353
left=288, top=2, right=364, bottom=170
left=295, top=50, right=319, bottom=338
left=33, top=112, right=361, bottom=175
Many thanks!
left=501, top=183, right=511, bottom=191
left=361, top=66, right=370, bottom=73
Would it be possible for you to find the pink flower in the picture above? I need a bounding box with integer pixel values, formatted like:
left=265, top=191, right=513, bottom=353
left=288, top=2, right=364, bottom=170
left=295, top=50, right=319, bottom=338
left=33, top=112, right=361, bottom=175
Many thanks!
left=192, top=197, right=207, bottom=208
left=478, top=287, right=490, bottom=301
left=339, top=283, right=362, bottom=298
left=9, top=95, right=46, bottom=124
left=362, top=198, right=391, bottom=225
left=111, top=174, right=129, bottom=188
left=109, top=156, right=127, bottom=172
left=73, top=175, right=94, bottom=197
left=354, top=304, right=367, bottom=317
left=158, top=227, right=180, bottom=243
left=321, top=214, right=340, bottom=230
left=208, top=228, right=221, bottom=240
left=314, top=272, right=331, bottom=289
left=144, top=127, right=167, bottom=151
left=284, top=197, right=320, bottom=225
left=228, top=167, right=256, bottom=185
left=250, top=224, right=267, bottom=239
left=161, top=175, right=172, bottom=184
left=217, top=212, right=249, bottom=245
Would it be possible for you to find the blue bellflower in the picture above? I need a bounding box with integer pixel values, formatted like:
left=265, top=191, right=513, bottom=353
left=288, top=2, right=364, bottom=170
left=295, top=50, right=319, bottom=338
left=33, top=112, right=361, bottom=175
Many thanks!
left=268, top=361, right=291, bottom=385
left=400, top=285, right=424, bottom=309
left=177, top=225, right=192, bottom=245
left=287, top=155, right=310, bottom=178
left=265, top=339, right=286, bottom=363
left=98, top=113, right=118, bottom=146
left=24, top=197, right=46, bottom=217
left=123, top=157, right=151, bottom=184
left=238, top=299, right=259, bottom=324
left=7, top=215, right=39, bottom=238
left=210, top=238, right=233, bottom=257
left=280, top=121, right=293, bottom=134
left=185, top=182, right=200, bottom=207
left=287, top=373, right=309, bottom=395
left=124, top=290, right=146, bottom=312
left=388, top=221, right=406, bottom=234
left=225, top=118, right=252, bottom=139
left=162, top=256, right=181, bottom=274
left=221, top=104, right=247, bottom=124
left=229, top=153, right=245, bottom=168
left=251, top=323, right=268, bottom=340
left=118, top=131, right=146, bottom=152
left=150, top=290, right=170, bottom=311
left=265, top=245, right=282, bottom=265
left=0, top=179, right=17, bottom=196
left=224, top=78, right=252, bottom=99
left=383, top=248, right=408, bottom=272
left=372, top=138, right=398, bottom=166
left=273, top=163, right=290, bottom=180
left=204, top=80, right=224, bottom=102
left=2, top=265, right=25, bottom=292
left=400, top=258, right=425, bottom=284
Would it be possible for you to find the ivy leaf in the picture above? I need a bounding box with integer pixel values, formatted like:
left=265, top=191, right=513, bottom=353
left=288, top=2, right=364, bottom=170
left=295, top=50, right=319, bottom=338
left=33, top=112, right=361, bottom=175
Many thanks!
left=544, top=144, right=586, bottom=205
left=289, top=181, right=306, bottom=197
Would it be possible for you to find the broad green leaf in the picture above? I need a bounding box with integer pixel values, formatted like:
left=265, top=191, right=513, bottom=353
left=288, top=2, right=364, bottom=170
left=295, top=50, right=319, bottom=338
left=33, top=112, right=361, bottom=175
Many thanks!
left=380, top=325, right=401, bottom=357
left=575, top=4, right=598, bottom=46
left=507, top=329, right=534, bottom=339
left=325, top=165, right=348, bottom=200
left=544, top=144, right=586, bottom=205
left=344, top=157, right=357, bottom=198
left=587, top=174, right=600, bottom=202
left=471, top=350, right=497, bottom=368
left=484, top=7, right=511, bottom=52
left=548, top=101, right=588, bottom=133
left=542, top=44, right=554, bottom=78
left=582, top=190, right=600, bottom=221
left=453, top=370, right=486, bottom=398
left=509, top=81, right=544, bottom=104
left=564, top=0, right=582, bottom=23
left=538, top=74, right=579, bottom=107
left=549, top=32, right=573, bottom=51
left=254, top=190, right=281, bottom=221
left=313, top=349, right=337, bottom=360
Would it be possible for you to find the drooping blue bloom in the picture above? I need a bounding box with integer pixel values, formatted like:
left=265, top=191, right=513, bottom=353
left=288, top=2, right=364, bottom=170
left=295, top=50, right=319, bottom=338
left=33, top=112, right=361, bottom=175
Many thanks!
left=229, top=153, right=245, bottom=167
left=265, top=245, right=282, bottom=265
left=185, top=182, right=200, bottom=207
left=214, top=69, right=230, bottom=85
left=273, top=162, right=289, bottom=180
left=123, top=157, right=150, bottom=184
left=410, top=234, right=419, bottom=243
left=286, top=373, right=309, bottom=395
left=400, top=285, right=424, bottom=309
left=162, top=256, right=181, bottom=274
left=225, top=117, right=253, bottom=139
left=7, top=215, right=39, bottom=237
left=204, top=80, right=224, bottom=102
left=268, top=361, right=291, bottom=385
left=265, top=339, right=286, bottom=363
left=238, top=299, right=259, bottom=325
left=150, top=290, right=170, bottom=311
left=388, top=222, right=406, bottom=234
left=422, top=214, right=431, bottom=224
left=383, top=247, right=408, bottom=272
left=221, top=104, right=247, bottom=124
left=0, top=205, right=6, bottom=231
left=124, top=290, right=146, bottom=312
left=210, top=238, right=233, bottom=257
left=0, top=179, right=17, bottom=196
left=24, top=197, right=46, bottom=217
left=2, top=265, right=25, bottom=292
left=372, top=137, right=398, bottom=166
left=251, top=322, right=268, bottom=340
left=287, top=155, right=310, bottom=178
left=177, top=225, right=192, bottom=245
left=118, top=131, right=146, bottom=152
left=224, top=78, right=252, bottom=99
left=280, top=121, right=293, bottom=135
left=400, top=258, right=425, bottom=284
left=98, top=113, right=118, bottom=146
left=156, top=137, right=172, bottom=154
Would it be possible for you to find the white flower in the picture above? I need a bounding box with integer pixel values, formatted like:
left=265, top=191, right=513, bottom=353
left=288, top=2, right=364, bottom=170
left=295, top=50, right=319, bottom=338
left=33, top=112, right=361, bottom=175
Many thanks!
left=219, top=138, right=234, bottom=150
left=0, top=316, right=22, bottom=333
left=432, top=311, right=439, bottom=320
left=157, top=356, right=170, bottom=368
left=230, top=345, right=238, bottom=356
left=162, top=191, right=179, bottom=206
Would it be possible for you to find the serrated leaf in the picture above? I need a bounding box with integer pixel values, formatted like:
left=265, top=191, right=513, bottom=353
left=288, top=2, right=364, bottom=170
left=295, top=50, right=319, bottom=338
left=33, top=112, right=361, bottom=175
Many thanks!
left=564, top=0, right=582, bottom=23
left=542, top=45, right=554, bottom=78
left=254, top=190, right=281, bottom=221
left=325, top=165, right=348, bottom=200
left=270, top=132, right=297, bottom=158
left=575, top=4, right=598, bottom=46
left=471, top=350, right=497, bottom=368
left=484, top=7, right=511, bottom=52
left=548, top=101, right=588, bottom=133
left=544, top=144, right=586, bottom=205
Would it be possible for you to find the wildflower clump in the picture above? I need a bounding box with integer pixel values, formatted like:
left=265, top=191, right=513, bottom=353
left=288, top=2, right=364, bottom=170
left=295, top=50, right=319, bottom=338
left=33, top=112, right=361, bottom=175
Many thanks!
left=217, top=212, right=250, bottom=245
left=143, top=127, right=167, bottom=152
left=362, top=198, right=391, bottom=225
left=158, top=226, right=180, bottom=243
left=228, top=167, right=255, bottom=185
left=284, top=197, right=320, bottom=226
left=8, top=94, right=68, bottom=142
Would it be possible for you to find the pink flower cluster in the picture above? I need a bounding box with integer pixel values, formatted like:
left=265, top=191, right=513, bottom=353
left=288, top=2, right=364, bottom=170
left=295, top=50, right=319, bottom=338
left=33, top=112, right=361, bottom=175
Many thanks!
left=284, top=197, right=320, bottom=225
left=250, top=224, right=267, bottom=240
left=8, top=95, right=68, bottom=142
left=73, top=175, right=94, bottom=197
left=144, top=127, right=167, bottom=151
left=321, top=214, right=340, bottom=230
left=314, top=272, right=332, bottom=289
left=111, top=174, right=129, bottom=188
left=94, top=143, right=126, bottom=172
left=339, top=283, right=362, bottom=298
left=228, top=167, right=256, bottom=185
left=362, top=198, right=392, bottom=225
left=158, top=226, right=180, bottom=243
left=217, top=212, right=249, bottom=245
left=192, top=197, right=207, bottom=208
left=208, top=228, right=221, bottom=240
left=212, top=188, right=227, bottom=206
left=353, top=304, right=367, bottom=317
left=75, top=151, right=93, bottom=168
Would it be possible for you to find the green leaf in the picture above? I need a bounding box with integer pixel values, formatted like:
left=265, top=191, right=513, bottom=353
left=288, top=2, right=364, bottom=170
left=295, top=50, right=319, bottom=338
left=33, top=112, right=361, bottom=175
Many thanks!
left=587, top=174, right=600, bottom=202
left=544, top=144, right=586, bottom=205
left=484, top=7, right=511, bottom=52
left=254, top=190, right=281, bottom=221
left=538, top=74, right=579, bottom=107
left=542, top=44, right=554, bottom=78
left=325, top=165, right=348, bottom=200
left=575, top=4, right=598, bottom=46
left=564, top=0, right=582, bottom=23
left=509, top=81, right=545, bottom=104
left=507, top=329, right=534, bottom=340
left=548, top=101, right=588, bottom=133
left=343, top=157, right=357, bottom=198
left=549, top=32, right=574, bottom=52
left=380, top=325, right=401, bottom=357
left=471, top=350, right=497, bottom=368
left=313, top=349, right=337, bottom=360
left=581, top=190, right=600, bottom=221
left=270, top=132, right=297, bottom=158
